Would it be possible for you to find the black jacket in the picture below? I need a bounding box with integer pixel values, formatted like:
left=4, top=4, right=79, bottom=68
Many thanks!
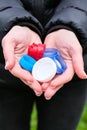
left=0, top=0, right=87, bottom=84
left=0, top=0, right=87, bottom=62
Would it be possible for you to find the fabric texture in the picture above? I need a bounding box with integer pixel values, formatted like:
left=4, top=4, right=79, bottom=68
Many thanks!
left=0, top=76, right=87, bottom=130
left=0, top=1, right=87, bottom=130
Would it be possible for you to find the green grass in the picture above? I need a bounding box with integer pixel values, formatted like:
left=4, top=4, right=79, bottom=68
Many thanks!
left=30, top=104, right=37, bottom=130
left=77, top=104, right=87, bottom=130
left=30, top=103, right=87, bottom=130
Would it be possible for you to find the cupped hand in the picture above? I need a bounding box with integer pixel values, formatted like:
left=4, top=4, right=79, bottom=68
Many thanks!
left=2, top=25, right=42, bottom=96
left=42, top=29, right=87, bottom=100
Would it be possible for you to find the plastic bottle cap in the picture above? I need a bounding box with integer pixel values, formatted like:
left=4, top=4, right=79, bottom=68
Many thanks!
left=32, top=57, right=57, bottom=82
left=19, top=54, right=36, bottom=72
left=43, top=48, right=67, bottom=74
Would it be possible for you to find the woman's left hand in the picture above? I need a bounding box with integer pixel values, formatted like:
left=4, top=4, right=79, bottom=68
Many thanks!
left=42, top=29, right=87, bottom=100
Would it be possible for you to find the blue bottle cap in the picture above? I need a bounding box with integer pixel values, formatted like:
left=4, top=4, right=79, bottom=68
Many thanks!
left=43, top=48, right=67, bottom=74
left=19, top=54, right=36, bottom=72
left=43, top=48, right=58, bottom=58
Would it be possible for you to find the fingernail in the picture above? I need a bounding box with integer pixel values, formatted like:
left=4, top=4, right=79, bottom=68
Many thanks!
left=82, top=72, right=87, bottom=79
left=45, top=96, right=51, bottom=100
left=83, top=74, right=87, bottom=79
left=5, top=61, right=9, bottom=70
left=35, top=91, right=42, bottom=96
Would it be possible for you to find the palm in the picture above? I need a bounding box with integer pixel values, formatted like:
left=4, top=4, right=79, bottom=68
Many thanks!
left=42, top=29, right=86, bottom=99
left=2, top=26, right=43, bottom=95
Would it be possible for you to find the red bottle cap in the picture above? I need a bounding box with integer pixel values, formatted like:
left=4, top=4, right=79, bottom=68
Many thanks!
left=28, top=43, right=46, bottom=60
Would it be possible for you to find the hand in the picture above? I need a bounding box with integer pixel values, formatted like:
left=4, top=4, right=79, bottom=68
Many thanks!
left=2, top=25, right=42, bottom=96
left=42, top=29, right=87, bottom=100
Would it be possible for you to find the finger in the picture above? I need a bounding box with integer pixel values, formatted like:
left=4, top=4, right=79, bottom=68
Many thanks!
left=44, top=84, right=63, bottom=100
left=2, top=39, right=15, bottom=69
left=71, top=48, right=87, bottom=79
left=10, top=62, right=33, bottom=81
left=41, top=82, right=50, bottom=91
left=22, top=79, right=43, bottom=96
left=30, top=80, right=43, bottom=96
left=10, top=62, right=42, bottom=95
left=48, top=61, right=74, bottom=89
left=42, top=62, right=74, bottom=100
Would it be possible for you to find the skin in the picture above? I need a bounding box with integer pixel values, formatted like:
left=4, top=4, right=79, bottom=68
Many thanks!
left=1, top=26, right=87, bottom=100
left=42, top=29, right=87, bottom=99
left=2, top=26, right=43, bottom=96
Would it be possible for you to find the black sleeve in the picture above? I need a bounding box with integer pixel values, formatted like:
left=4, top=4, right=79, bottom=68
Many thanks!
left=0, top=0, right=43, bottom=42
left=45, top=0, right=87, bottom=46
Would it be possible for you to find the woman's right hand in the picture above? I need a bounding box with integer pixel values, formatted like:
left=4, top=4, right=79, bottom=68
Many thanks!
left=2, top=25, right=43, bottom=96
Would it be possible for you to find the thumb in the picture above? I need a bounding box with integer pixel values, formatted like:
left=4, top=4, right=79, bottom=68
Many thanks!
left=72, top=50, right=87, bottom=79
left=2, top=40, right=15, bottom=70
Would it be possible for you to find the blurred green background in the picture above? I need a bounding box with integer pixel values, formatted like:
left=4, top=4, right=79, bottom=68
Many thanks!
left=30, top=103, right=87, bottom=130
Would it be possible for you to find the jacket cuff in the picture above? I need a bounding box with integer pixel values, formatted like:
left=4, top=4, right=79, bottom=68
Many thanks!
left=46, top=25, right=72, bottom=35
left=45, top=6, right=87, bottom=46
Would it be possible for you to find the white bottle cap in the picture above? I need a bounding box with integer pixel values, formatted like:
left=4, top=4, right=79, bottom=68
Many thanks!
left=32, top=57, right=57, bottom=82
